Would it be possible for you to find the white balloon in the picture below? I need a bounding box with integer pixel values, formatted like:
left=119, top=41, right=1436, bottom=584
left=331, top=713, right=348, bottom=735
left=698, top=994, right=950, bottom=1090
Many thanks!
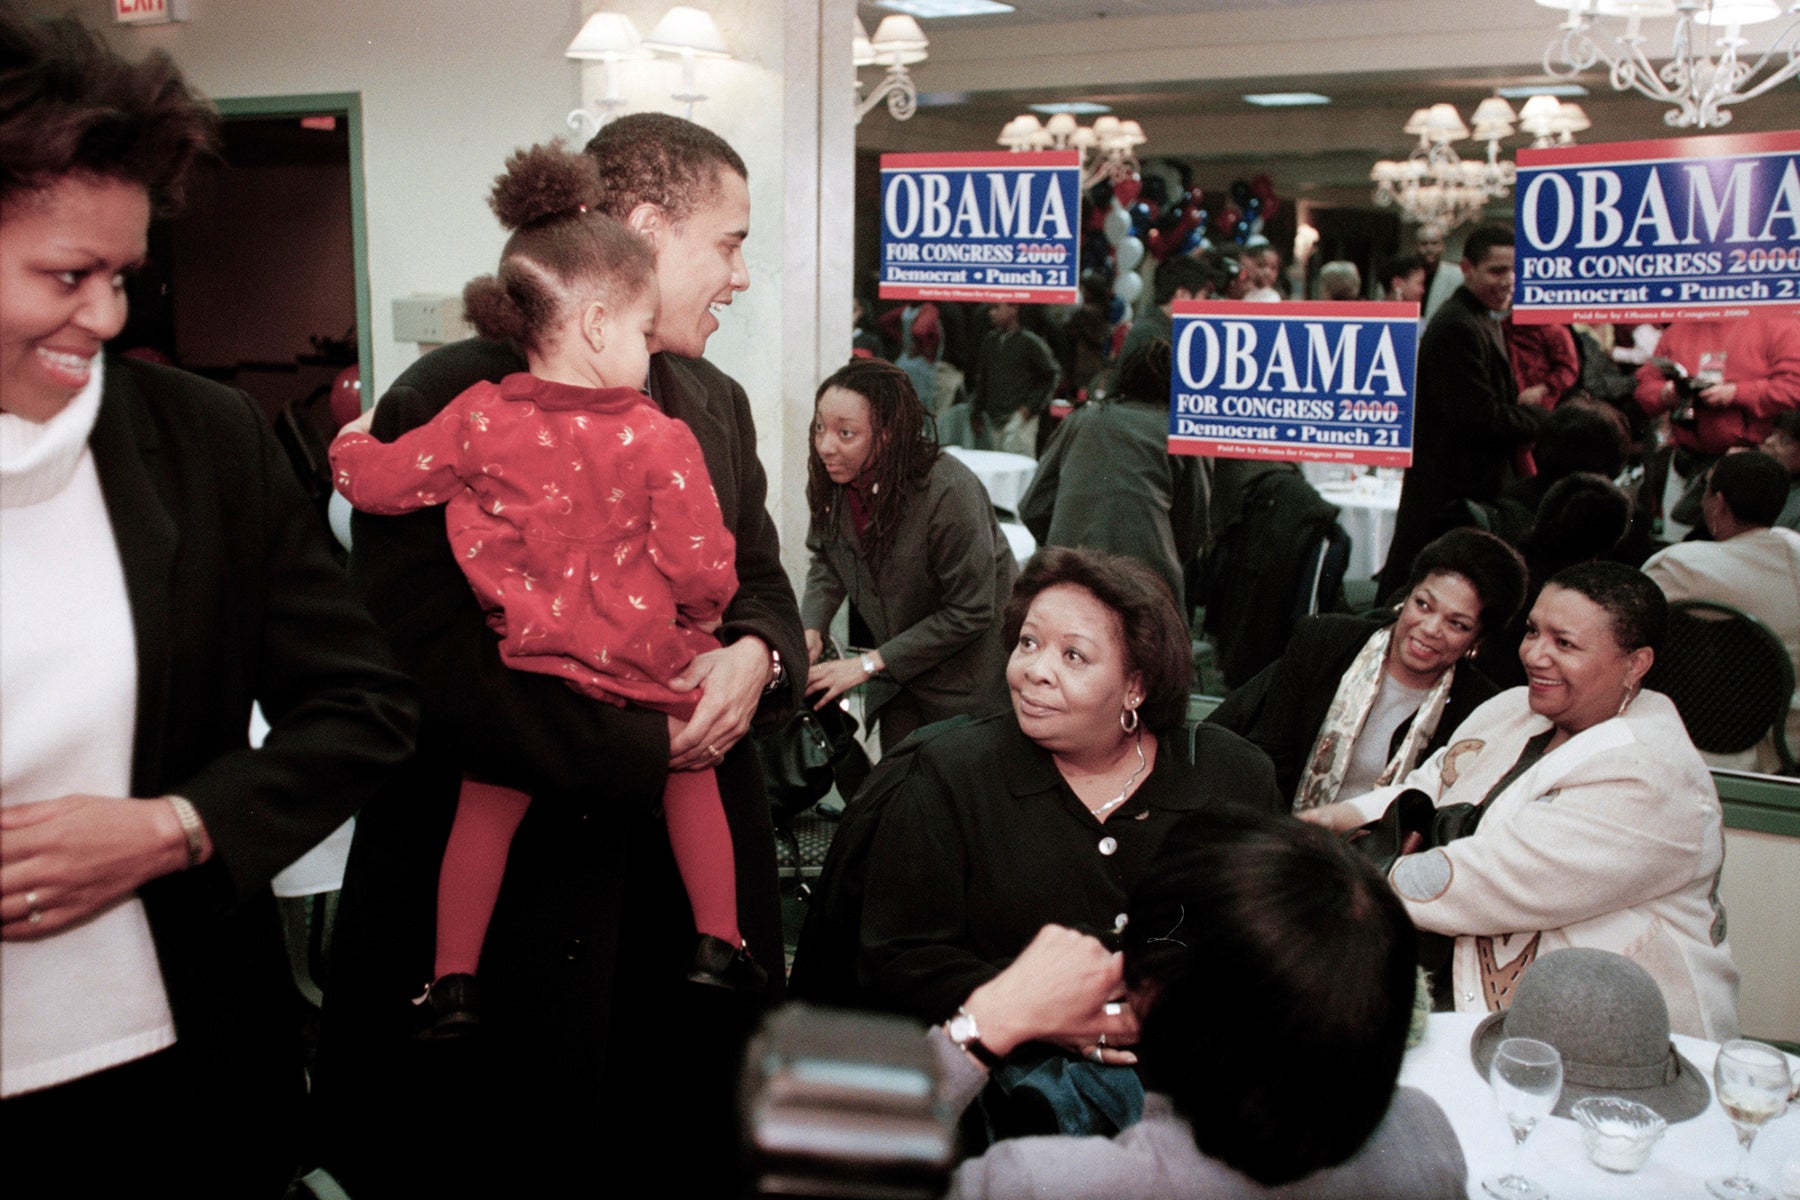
left=1103, top=204, right=1130, bottom=244
left=1115, top=236, right=1145, bottom=272
left=1113, top=270, right=1144, bottom=304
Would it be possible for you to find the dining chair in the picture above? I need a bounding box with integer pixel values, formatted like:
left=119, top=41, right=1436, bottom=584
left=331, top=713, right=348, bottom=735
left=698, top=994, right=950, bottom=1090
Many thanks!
left=1644, top=600, right=1796, bottom=775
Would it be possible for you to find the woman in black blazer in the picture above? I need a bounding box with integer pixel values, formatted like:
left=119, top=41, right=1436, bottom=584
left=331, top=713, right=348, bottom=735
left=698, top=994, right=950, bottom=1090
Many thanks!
left=1208, top=528, right=1526, bottom=810
left=0, top=15, right=415, bottom=1197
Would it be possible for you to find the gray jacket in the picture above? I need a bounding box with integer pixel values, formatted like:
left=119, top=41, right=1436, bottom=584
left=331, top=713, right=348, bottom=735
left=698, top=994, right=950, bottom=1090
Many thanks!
left=802, top=453, right=1016, bottom=731
left=933, top=1029, right=1467, bottom=1200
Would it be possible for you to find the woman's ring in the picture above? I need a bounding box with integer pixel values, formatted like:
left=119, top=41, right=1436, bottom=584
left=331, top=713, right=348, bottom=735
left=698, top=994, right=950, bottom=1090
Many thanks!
left=705, top=743, right=721, bottom=759
left=1103, top=1001, right=1123, bottom=1017
left=1097, top=1033, right=1108, bottom=1048
left=1088, top=1046, right=1105, bottom=1064
left=27, top=908, right=43, bottom=926
left=24, top=890, right=39, bottom=907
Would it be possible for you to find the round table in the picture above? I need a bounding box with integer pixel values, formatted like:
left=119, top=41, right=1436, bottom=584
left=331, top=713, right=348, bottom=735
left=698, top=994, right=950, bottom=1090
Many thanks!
left=943, top=446, right=1038, bottom=519
left=1402, top=1012, right=1800, bottom=1199
left=1314, top=475, right=1401, bottom=584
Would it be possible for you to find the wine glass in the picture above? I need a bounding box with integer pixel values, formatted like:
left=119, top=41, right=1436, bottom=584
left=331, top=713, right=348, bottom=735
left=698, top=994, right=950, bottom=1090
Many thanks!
left=1707, top=1038, right=1793, bottom=1200
left=1482, top=1037, right=1563, bottom=1200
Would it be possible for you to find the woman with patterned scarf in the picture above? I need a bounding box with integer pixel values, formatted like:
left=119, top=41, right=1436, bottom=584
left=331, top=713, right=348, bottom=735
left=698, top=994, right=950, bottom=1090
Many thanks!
left=1208, top=529, right=1526, bottom=811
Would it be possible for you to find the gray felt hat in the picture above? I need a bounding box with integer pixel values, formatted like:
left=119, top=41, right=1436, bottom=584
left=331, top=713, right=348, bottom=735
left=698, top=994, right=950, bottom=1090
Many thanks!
left=1470, top=948, right=1712, bottom=1123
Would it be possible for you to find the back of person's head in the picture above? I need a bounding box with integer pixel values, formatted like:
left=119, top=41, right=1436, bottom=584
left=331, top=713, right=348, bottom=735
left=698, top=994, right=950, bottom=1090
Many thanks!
left=461, top=142, right=655, bottom=354
left=1525, top=473, right=1631, bottom=576
left=1153, top=254, right=1221, bottom=306
left=1124, top=809, right=1417, bottom=1185
left=1707, top=450, right=1787, bottom=527
left=1533, top=398, right=1629, bottom=483
left=1079, top=273, right=1111, bottom=307
left=1380, top=252, right=1424, bottom=293
left=1003, top=546, right=1191, bottom=731
left=1114, top=338, right=1171, bottom=407
left=1406, top=526, right=1529, bottom=631
left=1317, top=260, right=1361, bottom=301
left=583, top=111, right=746, bottom=225
left=1545, top=560, right=1666, bottom=653
left=0, top=9, right=217, bottom=215
left=1462, top=221, right=1514, bottom=265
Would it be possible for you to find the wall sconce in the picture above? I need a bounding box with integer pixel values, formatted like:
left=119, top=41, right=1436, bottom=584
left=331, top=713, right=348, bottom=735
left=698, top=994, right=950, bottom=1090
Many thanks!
left=643, top=6, right=733, bottom=121
left=565, top=12, right=653, bottom=139
left=855, top=15, right=929, bottom=123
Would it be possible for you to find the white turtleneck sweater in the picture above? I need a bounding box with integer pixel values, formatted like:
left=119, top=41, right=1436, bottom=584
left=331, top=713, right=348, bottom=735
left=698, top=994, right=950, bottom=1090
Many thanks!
left=0, top=360, right=177, bottom=1097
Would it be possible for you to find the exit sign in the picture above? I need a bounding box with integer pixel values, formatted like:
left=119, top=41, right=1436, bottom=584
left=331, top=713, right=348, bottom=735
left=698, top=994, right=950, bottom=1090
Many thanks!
left=115, top=0, right=189, bottom=25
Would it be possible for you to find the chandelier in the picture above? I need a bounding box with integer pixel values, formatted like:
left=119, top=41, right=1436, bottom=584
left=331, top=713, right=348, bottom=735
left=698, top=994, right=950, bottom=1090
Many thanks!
left=1517, top=94, right=1594, bottom=145
left=997, top=112, right=1146, bottom=188
left=1370, top=100, right=1520, bottom=229
left=1537, top=0, right=1800, bottom=129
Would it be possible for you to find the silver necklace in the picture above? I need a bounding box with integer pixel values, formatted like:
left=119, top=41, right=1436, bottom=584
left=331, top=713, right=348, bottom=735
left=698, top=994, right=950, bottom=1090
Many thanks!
left=1089, top=731, right=1147, bottom=819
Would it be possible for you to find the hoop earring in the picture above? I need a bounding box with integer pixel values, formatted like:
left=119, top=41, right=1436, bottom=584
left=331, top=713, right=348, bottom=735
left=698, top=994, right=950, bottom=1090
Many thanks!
left=1120, top=706, right=1140, bottom=735
left=1616, top=687, right=1634, bottom=717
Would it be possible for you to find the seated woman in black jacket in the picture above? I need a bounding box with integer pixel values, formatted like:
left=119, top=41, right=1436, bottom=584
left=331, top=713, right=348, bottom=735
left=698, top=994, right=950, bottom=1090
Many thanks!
left=1208, top=528, right=1526, bottom=812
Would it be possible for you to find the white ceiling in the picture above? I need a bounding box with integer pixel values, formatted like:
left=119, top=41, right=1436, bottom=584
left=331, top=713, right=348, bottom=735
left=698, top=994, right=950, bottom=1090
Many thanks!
left=854, top=0, right=1800, bottom=203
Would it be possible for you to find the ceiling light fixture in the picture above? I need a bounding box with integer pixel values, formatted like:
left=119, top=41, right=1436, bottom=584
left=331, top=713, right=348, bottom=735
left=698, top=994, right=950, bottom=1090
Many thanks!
left=877, top=0, right=1014, bottom=16
left=1241, top=92, right=1333, bottom=107
left=1536, top=0, right=1800, bottom=129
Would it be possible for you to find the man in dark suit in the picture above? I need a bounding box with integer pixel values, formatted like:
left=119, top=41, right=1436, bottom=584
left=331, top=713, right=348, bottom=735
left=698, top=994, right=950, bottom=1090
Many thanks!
left=316, top=114, right=806, bottom=1196
left=1378, top=222, right=1541, bottom=597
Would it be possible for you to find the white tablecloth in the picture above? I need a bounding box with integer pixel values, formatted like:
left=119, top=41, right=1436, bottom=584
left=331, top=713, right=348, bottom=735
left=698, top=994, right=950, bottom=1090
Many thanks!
left=1315, top=476, right=1401, bottom=584
left=944, top=446, right=1038, bottom=518
left=1402, top=1012, right=1800, bottom=1199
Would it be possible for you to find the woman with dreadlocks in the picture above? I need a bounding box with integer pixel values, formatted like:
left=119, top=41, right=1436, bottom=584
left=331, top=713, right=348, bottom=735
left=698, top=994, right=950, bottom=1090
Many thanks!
left=802, top=358, right=1018, bottom=750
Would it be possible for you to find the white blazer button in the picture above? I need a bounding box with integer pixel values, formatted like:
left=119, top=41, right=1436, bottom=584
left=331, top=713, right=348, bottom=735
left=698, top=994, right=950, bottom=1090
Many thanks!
left=1098, top=837, right=1118, bottom=856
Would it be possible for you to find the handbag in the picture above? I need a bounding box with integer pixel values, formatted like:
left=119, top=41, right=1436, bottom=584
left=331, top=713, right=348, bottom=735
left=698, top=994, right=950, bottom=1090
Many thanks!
left=1343, top=788, right=1487, bottom=875
left=757, top=702, right=869, bottom=824
left=1346, top=787, right=1488, bottom=1008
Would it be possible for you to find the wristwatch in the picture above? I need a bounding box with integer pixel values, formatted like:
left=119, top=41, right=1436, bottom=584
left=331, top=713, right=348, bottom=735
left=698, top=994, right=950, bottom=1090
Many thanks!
left=859, top=653, right=878, bottom=678
left=946, top=1006, right=1001, bottom=1069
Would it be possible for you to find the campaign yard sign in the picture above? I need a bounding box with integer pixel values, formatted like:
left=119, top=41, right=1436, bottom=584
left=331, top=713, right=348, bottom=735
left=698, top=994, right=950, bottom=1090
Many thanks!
left=1168, top=301, right=1419, bottom=467
left=1513, top=130, right=1800, bottom=325
left=878, top=151, right=1081, bottom=304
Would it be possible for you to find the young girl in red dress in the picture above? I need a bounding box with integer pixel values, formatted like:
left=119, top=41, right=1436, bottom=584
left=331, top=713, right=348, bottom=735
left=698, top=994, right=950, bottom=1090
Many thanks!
left=331, top=143, right=762, bottom=1034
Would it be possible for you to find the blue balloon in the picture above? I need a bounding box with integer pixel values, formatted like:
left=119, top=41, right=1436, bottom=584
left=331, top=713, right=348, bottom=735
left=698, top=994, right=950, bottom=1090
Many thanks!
left=1178, top=227, right=1203, bottom=256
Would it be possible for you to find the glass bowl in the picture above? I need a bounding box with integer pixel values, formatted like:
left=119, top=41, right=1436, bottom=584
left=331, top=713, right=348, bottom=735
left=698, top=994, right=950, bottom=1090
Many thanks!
left=1571, top=1096, right=1666, bottom=1174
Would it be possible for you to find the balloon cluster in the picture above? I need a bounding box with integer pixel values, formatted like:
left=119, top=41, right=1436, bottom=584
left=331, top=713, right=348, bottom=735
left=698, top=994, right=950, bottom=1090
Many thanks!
left=1097, top=177, right=1146, bottom=315
left=1210, top=173, right=1282, bottom=245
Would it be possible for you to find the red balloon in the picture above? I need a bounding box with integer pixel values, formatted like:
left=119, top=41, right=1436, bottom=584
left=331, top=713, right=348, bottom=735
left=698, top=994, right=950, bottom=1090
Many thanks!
left=330, top=364, right=363, bottom=430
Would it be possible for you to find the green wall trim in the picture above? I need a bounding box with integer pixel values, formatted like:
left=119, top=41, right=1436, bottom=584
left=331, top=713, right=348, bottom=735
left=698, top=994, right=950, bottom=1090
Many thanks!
left=213, top=93, right=371, bottom=400
left=1186, top=694, right=1799, bottom=837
